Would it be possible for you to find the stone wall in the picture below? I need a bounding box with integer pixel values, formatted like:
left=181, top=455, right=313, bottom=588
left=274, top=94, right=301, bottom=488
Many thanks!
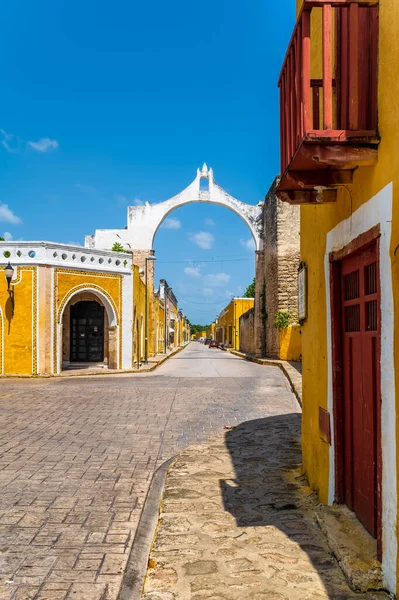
left=255, top=179, right=300, bottom=358
left=239, top=308, right=256, bottom=355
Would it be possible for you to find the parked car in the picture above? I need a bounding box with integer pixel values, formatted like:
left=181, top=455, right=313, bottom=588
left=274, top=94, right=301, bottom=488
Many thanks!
left=209, top=340, right=219, bottom=348
left=204, top=339, right=211, bottom=345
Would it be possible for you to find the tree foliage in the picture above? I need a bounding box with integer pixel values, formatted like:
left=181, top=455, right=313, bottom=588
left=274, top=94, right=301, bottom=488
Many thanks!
left=243, top=277, right=256, bottom=298
left=112, top=242, right=125, bottom=252
left=274, top=311, right=292, bottom=329
left=190, top=324, right=209, bottom=334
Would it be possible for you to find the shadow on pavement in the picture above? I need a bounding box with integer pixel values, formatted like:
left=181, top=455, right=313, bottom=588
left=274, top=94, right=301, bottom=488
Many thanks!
left=221, top=414, right=387, bottom=599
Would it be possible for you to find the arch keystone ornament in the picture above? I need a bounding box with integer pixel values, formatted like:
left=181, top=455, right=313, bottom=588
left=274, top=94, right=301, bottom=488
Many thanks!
left=85, top=166, right=264, bottom=253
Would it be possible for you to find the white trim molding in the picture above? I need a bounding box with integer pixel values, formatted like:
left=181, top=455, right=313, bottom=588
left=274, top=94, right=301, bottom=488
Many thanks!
left=325, top=183, right=396, bottom=592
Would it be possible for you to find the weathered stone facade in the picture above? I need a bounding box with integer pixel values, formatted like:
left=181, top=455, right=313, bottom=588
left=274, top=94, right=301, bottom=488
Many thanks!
left=255, top=179, right=300, bottom=357
left=239, top=307, right=256, bottom=355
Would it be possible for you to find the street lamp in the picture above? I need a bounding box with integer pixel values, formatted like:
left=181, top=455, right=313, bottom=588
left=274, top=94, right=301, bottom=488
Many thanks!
left=144, top=255, right=156, bottom=364
left=4, top=262, right=15, bottom=316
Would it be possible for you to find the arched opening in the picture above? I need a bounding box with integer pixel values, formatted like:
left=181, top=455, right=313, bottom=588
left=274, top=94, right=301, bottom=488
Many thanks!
left=60, top=289, right=118, bottom=372
left=199, top=177, right=209, bottom=192
left=154, top=202, right=256, bottom=345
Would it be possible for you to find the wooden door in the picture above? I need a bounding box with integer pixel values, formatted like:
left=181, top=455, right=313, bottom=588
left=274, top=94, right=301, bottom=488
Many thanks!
left=70, top=301, right=105, bottom=363
left=340, top=242, right=381, bottom=539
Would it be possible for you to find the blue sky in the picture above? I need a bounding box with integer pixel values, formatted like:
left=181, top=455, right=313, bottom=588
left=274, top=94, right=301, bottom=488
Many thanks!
left=0, top=0, right=295, bottom=324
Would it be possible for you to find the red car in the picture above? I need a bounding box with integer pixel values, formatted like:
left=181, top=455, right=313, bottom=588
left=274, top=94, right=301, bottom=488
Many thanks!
left=209, top=340, right=219, bottom=348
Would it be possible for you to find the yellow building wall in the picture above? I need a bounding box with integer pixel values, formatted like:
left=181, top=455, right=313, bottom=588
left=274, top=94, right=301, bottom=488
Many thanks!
left=218, top=299, right=254, bottom=350
left=207, top=323, right=216, bottom=339
left=279, top=325, right=301, bottom=361
left=153, top=297, right=165, bottom=355
left=298, top=0, right=399, bottom=516
left=133, top=265, right=146, bottom=363
left=56, top=269, right=122, bottom=324
left=0, top=267, right=37, bottom=375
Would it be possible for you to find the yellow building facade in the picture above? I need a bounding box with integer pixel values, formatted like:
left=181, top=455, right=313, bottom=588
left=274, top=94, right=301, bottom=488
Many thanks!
left=279, top=0, right=399, bottom=593
left=0, top=242, right=187, bottom=375
left=206, top=323, right=216, bottom=340
left=216, top=298, right=254, bottom=350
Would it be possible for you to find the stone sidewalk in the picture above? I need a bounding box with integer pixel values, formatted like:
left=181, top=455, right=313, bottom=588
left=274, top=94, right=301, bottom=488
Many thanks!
left=142, top=414, right=389, bottom=600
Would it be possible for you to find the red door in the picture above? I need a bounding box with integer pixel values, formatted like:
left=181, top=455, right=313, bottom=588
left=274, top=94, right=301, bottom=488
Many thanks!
left=340, top=242, right=381, bottom=539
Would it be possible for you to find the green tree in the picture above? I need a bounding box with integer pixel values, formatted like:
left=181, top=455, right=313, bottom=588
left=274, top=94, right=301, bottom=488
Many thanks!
left=190, top=324, right=209, bottom=335
left=243, top=277, right=256, bottom=298
left=0, top=237, right=4, bottom=241
left=112, top=242, right=125, bottom=252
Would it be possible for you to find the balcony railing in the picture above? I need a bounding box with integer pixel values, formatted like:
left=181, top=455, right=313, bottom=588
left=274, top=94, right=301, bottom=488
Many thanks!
left=278, top=0, right=379, bottom=203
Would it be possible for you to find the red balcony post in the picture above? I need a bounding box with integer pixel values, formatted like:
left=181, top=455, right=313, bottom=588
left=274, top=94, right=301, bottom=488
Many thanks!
left=296, top=23, right=302, bottom=141
left=322, top=4, right=333, bottom=129
left=349, top=3, right=359, bottom=130
left=302, top=10, right=312, bottom=133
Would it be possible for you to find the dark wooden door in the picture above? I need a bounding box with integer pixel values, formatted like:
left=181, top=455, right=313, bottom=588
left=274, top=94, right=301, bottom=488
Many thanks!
left=70, top=301, right=105, bottom=362
left=340, top=242, right=381, bottom=538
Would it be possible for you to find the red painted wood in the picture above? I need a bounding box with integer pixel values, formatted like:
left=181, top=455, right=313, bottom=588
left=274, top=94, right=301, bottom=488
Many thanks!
left=312, top=85, right=321, bottom=130
left=296, top=21, right=303, bottom=140
left=349, top=3, right=359, bottom=129
left=302, top=10, right=312, bottom=133
left=323, top=4, right=333, bottom=129
left=287, top=51, right=295, bottom=161
left=291, top=41, right=298, bottom=149
left=280, top=86, right=285, bottom=175
left=368, top=7, right=378, bottom=131
left=339, top=241, right=381, bottom=539
left=278, top=1, right=378, bottom=184
left=295, top=29, right=301, bottom=144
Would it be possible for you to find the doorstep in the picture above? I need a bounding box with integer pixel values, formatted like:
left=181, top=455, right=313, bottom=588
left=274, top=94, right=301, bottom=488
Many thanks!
left=315, top=504, right=383, bottom=593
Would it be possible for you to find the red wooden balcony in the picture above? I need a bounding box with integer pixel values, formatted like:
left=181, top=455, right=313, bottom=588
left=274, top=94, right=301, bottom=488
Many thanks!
left=277, top=0, right=379, bottom=204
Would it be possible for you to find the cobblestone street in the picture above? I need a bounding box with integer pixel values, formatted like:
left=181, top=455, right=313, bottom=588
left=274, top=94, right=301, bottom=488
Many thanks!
left=144, top=417, right=388, bottom=600
left=0, top=344, right=297, bottom=599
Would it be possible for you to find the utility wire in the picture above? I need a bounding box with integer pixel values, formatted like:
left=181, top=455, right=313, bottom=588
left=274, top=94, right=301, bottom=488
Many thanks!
left=179, top=298, right=230, bottom=306
left=156, top=257, right=254, bottom=264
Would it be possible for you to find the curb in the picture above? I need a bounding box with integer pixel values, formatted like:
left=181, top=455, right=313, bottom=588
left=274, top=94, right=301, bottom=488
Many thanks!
left=0, top=344, right=188, bottom=380
left=230, top=350, right=302, bottom=406
left=118, top=458, right=174, bottom=600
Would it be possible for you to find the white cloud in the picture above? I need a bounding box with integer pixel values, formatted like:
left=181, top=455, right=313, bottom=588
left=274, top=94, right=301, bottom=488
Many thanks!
left=162, top=217, right=181, bottom=230
left=204, top=272, right=231, bottom=287
left=204, top=218, right=215, bottom=226
left=0, top=129, right=16, bottom=153
left=188, top=231, right=214, bottom=250
left=203, top=288, right=214, bottom=297
left=3, top=232, right=12, bottom=241
left=184, top=265, right=201, bottom=278
left=28, top=138, right=59, bottom=152
left=240, top=238, right=256, bottom=251
left=0, top=204, right=22, bottom=224
left=115, top=194, right=144, bottom=207
left=76, top=184, right=96, bottom=193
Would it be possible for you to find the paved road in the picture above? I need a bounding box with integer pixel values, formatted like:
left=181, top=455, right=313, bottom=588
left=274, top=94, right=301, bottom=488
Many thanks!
left=0, top=343, right=299, bottom=600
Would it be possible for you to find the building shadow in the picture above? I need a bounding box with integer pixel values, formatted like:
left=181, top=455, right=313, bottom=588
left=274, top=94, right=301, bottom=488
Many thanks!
left=220, top=414, right=386, bottom=599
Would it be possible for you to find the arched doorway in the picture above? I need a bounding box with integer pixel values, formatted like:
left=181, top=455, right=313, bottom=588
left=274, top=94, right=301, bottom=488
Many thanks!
left=70, top=301, right=105, bottom=363
left=59, top=289, right=119, bottom=372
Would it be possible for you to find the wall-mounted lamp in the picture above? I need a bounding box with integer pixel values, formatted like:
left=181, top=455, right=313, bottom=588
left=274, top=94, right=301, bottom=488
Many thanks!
left=4, top=262, right=15, bottom=316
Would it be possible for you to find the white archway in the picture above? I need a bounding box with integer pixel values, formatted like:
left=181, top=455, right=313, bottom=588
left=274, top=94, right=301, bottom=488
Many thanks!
left=85, top=165, right=264, bottom=252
